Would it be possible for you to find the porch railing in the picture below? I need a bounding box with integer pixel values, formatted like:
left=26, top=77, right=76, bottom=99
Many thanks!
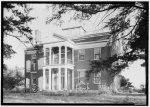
left=51, top=58, right=73, bottom=64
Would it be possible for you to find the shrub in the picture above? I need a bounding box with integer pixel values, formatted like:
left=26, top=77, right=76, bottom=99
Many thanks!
left=3, top=70, right=24, bottom=90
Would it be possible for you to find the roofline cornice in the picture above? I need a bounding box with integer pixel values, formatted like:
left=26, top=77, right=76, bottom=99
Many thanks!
left=75, top=39, right=109, bottom=45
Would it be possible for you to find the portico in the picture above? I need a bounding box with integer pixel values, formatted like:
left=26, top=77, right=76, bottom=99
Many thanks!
left=42, top=40, right=75, bottom=91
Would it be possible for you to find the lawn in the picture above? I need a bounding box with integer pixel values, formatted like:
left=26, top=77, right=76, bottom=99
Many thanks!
left=2, top=91, right=146, bottom=105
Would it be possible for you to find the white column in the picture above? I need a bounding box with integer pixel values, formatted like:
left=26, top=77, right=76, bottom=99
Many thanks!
left=65, top=46, right=67, bottom=64
left=72, top=48, right=74, bottom=64
left=43, top=68, right=45, bottom=90
left=65, top=67, right=68, bottom=90
left=72, top=69, right=74, bottom=90
left=49, top=47, right=51, bottom=65
left=58, top=67, right=61, bottom=90
left=59, top=46, right=61, bottom=64
left=49, top=67, right=51, bottom=90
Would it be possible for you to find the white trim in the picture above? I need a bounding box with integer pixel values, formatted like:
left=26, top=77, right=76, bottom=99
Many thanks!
left=74, top=41, right=108, bottom=50
left=43, top=64, right=74, bottom=70
left=53, top=33, right=75, bottom=45
left=75, top=39, right=109, bottom=45
left=53, top=33, right=67, bottom=41
left=43, top=41, right=74, bottom=49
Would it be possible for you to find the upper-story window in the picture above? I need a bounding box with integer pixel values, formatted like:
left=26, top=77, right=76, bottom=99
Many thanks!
left=94, top=47, right=101, bottom=60
left=31, top=54, right=36, bottom=59
left=78, top=49, right=85, bottom=61
left=31, top=54, right=36, bottom=71
left=45, top=48, right=49, bottom=65
left=94, top=72, right=101, bottom=84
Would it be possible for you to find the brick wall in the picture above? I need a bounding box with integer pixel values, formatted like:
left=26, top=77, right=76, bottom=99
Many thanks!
left=74, top=46, right=112, bottom=90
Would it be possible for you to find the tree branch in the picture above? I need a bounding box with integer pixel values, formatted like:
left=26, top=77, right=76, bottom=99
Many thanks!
left=96, top=8, right=117, bottom=28
left=5, top=33, right=22, bottom=38
left=107, top=18, right=140, bottom=47
left=5, top=33, right=28, bottom=48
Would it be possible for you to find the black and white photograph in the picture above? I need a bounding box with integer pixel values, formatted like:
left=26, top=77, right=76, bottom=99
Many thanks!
left=2, top=1, right=148, bottom=105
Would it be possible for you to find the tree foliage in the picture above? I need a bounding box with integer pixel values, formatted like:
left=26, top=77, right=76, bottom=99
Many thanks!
left=120, top=75, right=133, bottom=88
left=3, top=68, right=24, bottom=90
left=47, top=2, right=148, bottom=77
left=3, top=3, right=35, bottom=59
left=47, top=2, right=148, bottom=55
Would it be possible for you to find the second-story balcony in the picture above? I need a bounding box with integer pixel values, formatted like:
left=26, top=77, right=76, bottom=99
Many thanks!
left=44, top=46, right=74, bottom=66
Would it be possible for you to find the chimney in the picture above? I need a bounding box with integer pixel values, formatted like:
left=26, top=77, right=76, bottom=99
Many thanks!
left=35, top=30, right=41, bottom=44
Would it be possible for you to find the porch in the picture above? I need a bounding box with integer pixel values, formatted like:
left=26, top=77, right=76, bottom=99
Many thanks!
left=43, top=67, right=74, bottom=91
left=44, top=46, right=74, bottom=65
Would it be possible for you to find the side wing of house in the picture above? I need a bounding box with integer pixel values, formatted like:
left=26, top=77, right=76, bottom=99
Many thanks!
left=25, top=46, right=44, bottom=91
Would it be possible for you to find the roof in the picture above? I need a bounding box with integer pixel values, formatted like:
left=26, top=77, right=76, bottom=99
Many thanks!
left=72, top=32, right=111, bottom=43
left=62, top=26, right=86, bottom=32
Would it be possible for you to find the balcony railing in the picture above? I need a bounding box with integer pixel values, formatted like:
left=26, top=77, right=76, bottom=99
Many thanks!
left=67, top=59, right=72, bottom=64
left=50, top=58, right=73, bottom=64
left=61, top=58, right=65, bottom=64
left=51, top=58, right=59, bottom=64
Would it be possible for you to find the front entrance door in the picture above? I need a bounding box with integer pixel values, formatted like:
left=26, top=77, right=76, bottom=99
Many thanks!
left=51, top=68, right=58, bottom=90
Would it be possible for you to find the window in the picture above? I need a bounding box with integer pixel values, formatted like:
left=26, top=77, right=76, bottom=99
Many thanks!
left=45, top=48, right=49, bottom=65
left=94, top=72, right=101, bottom=84
left=78, top=49, right=85, bottom=61
left=94, top=47, right=101, bottom=60
left=31, top=54, right=36, bottom=59
left=31, top=59, right=36, bottom=71
left=31, top=73, right=37, bottom=84
left=78, top=70, right=85, bottom=83
left=26, top=60, right=31, bottom=72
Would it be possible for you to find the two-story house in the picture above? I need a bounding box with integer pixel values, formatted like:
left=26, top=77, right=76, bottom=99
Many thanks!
left=25, top=26, right=121, bottom=92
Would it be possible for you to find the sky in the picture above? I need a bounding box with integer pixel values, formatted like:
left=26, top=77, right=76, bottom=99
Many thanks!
left=4, top=4, right=146, bottom=89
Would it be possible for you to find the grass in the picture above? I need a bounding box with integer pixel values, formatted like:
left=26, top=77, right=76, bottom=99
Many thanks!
left=2, top=91, right=146, bottom=105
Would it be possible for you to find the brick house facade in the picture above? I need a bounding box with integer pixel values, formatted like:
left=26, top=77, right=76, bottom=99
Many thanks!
left=25, top=26, right=121, bottom=91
